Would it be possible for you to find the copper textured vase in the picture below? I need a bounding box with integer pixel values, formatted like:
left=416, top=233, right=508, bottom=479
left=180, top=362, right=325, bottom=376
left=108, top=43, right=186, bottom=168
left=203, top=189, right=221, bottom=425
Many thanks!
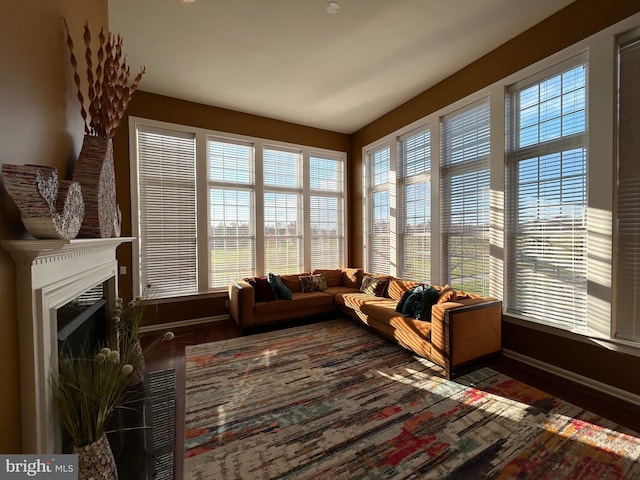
left=72, top=135, right=122, bottom=238
left=73, top=432, right=118, bottom=480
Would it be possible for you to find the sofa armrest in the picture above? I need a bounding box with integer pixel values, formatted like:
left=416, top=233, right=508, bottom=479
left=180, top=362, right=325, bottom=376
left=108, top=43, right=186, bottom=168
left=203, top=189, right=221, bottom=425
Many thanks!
left=229, top=279, right=255, bottom=328
left=431, top=299, right=502, bottom=379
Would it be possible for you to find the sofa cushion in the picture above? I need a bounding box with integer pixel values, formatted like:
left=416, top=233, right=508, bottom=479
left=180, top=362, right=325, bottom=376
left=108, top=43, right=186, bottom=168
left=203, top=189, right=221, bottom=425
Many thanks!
left=268, top=273, right=293, bottom=300
left=437, top=284, right=457, bottom=303
left=279, top=273, right=309, bottom=293
left=312, top=269, right=342, bottom=287
left=360, top=301, right=433, bottom=339
left=387, top=278, right=422, bottom=302
left=342, top=268, right=363, bottom=289
left=245, top=276, right=275, bottom=302
left=335, top=291, right=386, bottom=311
left=254, top=291, right=333, bottom=315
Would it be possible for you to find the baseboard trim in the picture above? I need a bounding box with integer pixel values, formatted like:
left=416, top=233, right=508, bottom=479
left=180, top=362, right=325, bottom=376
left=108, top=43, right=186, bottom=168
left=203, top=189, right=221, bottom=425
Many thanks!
left=503, top=349, right=640, bottom=407
left=139, top=314, right=231, bottom=334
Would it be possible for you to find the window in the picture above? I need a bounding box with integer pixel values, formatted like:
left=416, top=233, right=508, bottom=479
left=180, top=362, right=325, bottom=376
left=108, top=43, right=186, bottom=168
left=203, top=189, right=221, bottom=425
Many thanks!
left=615, top=30, right=640, bottom=342
left=263, top=148, right=303, bottom=274
left=440, top=100, right=491, bottom=295
left=134, top=126, right=197, bottom=298
left=399, top=128, right=431, bottom=280
left=506, top=58, right=588, bottom=331
left=208, top=138, right=255, bottom=287
left=366, top=145, right=392, bottom=275
left=310, top=155, right=344, bottom=270
left=132, top=120, right=346, bottom=298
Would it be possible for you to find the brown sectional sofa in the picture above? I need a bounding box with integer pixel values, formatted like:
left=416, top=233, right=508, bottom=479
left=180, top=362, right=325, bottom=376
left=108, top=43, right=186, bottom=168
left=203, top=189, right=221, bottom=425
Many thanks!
left=228, top=268, right=502, bottom=378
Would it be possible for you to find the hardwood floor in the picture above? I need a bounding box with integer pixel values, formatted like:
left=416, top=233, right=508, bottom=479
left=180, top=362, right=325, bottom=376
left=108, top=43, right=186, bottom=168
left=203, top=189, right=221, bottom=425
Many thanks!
left=142, top=318, right=640, bottom=480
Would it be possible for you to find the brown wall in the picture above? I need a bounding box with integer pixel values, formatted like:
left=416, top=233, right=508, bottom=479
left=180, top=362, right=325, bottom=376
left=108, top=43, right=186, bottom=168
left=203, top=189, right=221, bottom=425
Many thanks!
left=349, top=0, right=640, bottom=267
left=350, top=0, right=640, bottom=396
left=0, top=0, right=109, bottom=452
left=112, top=92, right=351, bottom=323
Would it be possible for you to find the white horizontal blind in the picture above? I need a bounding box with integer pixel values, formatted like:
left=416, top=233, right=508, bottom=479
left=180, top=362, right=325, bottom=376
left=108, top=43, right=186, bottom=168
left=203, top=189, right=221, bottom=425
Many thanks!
left=309, top=155, right=344, bottom=270
left=136, top=126, right=197, bottom=298
left=368, top=146, right=391, bottom=275
left=507, top=61, right=588, bottom=330
left=440, top=100, right=490, bottom=295
left=615, top=32, right=640, bottom=342
left=399, top=128, right=431, bottom=280
left=263, top=147, right=302, bottom=274
left=207, top=138, right=255, bottom=287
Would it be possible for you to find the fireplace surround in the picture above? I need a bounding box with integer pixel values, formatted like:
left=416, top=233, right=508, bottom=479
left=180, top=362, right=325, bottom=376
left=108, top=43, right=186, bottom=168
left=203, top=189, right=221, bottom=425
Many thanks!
left=1, top=237, right=133, bottom=453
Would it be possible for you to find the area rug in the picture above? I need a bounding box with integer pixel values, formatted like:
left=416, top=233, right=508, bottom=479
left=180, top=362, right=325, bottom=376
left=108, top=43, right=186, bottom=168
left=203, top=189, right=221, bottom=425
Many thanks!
left=183, top=319, right=640, bottom=479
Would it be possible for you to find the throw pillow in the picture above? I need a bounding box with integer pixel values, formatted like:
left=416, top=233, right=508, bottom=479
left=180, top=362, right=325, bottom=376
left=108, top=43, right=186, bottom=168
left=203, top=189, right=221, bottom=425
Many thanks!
left=245, top=276, right=275, bottom=302
left=373, top=277, right=390, bottom=297
left=360, top=274, right=390, bottom=297
left=268, top=273, right=293, bottom=300
left=421, top=285, right=440, bottom=320
left=395, top=290, right=414, bottom=313
left=402, top=285, right=425, bottom=318
left=313, top=273, right=327, bottom=291
left=360, top=274, right=377, bottom=295
left=299, top=275, right=318, bottom=293
left=299, top=274, right=327, bottom=293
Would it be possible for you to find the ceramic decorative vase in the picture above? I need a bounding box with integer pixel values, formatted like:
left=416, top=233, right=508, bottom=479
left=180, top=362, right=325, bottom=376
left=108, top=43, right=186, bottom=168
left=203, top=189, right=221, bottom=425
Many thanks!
left=131, top=339, right=146, bottom=386
left=73, top=432, right=118, bottom=480
left=72, top=135, right=121, bottom=238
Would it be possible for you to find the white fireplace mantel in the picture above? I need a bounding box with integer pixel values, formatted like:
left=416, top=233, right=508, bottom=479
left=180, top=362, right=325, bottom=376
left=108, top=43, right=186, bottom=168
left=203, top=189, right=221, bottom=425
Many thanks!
left=1, top=237, right=133, bottom=453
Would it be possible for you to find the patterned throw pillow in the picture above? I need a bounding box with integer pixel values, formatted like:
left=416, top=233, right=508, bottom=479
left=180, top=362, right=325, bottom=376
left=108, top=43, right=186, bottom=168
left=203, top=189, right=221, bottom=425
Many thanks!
left=360, top=274, right=390, bottom=297
left=299, top=274, right=327, bottom=293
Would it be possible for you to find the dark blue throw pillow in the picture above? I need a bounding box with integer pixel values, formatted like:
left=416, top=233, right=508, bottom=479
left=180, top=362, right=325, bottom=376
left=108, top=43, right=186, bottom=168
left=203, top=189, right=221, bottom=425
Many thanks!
left=421, top=286, right=440, bottom=321
left=268, top=273, right=293, bottom=300
left=402, top=285, right=425, bottom=318
left=395, top=290, right=414, bottom=313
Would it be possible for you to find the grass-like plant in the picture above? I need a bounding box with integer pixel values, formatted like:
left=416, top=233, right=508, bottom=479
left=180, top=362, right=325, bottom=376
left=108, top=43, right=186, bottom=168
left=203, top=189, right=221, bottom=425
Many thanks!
left=50, top=347, right=137, bottom=448
left=63, top=19, right=145, bottom=139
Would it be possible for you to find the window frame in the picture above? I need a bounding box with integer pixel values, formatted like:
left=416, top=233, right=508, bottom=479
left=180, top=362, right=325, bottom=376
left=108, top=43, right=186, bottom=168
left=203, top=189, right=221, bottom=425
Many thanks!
left=505, top=55, right=589, bottom=333
left=130, top=117, right=347, bottom=298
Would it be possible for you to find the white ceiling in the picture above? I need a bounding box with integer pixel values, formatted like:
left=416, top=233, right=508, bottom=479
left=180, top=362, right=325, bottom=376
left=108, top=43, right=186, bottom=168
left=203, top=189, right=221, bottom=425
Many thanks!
left=108, top=0, right=574, bottom=134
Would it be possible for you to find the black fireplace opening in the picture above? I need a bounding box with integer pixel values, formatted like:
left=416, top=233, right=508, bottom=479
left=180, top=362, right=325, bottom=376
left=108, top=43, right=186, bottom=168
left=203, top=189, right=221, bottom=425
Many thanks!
left=57, top=282, right=108, bottom=357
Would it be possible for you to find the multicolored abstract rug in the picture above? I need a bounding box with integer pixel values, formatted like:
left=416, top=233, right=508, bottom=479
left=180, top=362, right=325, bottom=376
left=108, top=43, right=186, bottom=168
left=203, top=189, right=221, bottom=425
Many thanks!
left=184, top=319, right=640, bottom=479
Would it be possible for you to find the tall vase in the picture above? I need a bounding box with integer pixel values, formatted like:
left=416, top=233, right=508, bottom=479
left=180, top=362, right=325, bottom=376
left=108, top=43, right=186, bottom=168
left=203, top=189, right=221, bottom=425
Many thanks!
left=73, top=432, right=118, bottom=480
left=72, top=135, right=122, bottom=238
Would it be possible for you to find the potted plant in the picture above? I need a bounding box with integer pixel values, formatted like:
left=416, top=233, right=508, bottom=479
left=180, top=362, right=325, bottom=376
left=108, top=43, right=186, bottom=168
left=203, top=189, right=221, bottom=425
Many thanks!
left=50, top=347, right=137, bottom=480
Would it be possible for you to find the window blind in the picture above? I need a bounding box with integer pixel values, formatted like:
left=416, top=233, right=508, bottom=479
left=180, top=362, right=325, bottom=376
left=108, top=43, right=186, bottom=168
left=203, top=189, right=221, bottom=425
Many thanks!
left=136, top=126, right=197, bottom=298
left=615, top=32, right=640, bottom=342
left=399, top=128, right=431, bottom=280
left=507, top=61, right=587, bottom=331
left=309, top=156, right=344, bottom=270
left=441, top=100, right=490, bottom=295
left=368, top=146, right=391, bottom=275
left=207, top=138, right=255, bottom=288
left=263, top=148, right=302, bottom=274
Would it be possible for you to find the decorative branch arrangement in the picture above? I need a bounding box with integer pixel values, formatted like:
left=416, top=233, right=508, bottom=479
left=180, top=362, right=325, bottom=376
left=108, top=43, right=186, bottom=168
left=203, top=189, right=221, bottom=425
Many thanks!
left=64, top=19, right=145, bottom=138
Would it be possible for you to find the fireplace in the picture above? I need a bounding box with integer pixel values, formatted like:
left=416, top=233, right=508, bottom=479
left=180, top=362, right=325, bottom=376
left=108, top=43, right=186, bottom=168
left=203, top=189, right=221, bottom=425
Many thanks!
left=1, top=237, right=133, bottom=453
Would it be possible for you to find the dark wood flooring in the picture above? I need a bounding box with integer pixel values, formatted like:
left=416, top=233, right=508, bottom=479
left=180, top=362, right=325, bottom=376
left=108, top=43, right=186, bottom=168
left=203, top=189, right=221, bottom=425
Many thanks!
left=142, top=318, right=640, bottom=480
